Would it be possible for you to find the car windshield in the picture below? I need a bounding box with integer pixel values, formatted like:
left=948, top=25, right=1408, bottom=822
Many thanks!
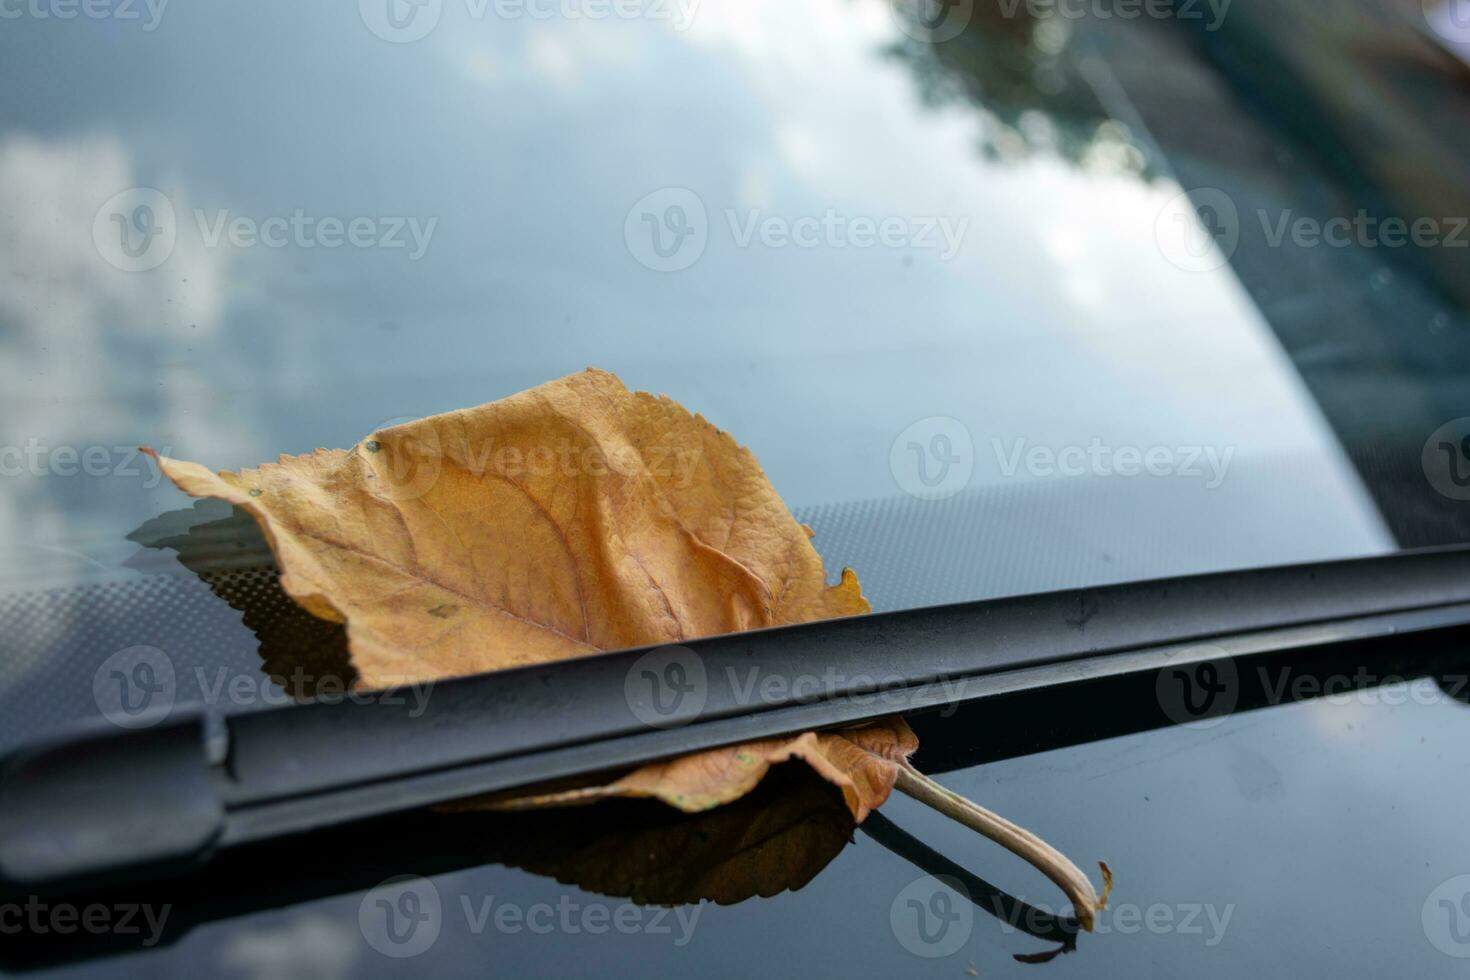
left=2, top=0, right=1468, bottom=751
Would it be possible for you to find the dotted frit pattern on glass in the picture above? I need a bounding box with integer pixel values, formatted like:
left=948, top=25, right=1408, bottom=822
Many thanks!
left=1, top=470, right=1379, bottom=753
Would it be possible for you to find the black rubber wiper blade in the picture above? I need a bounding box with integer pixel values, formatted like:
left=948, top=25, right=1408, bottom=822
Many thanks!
left=6, top=545, right=1470, bottom=895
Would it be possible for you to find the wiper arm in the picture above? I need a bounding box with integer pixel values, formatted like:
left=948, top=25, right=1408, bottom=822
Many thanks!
left=6, top=545, right=1470, bottom=895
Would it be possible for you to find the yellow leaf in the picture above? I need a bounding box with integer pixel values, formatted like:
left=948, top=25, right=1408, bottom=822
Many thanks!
left=146, top=368, right=895, bottom=819
left=445, top=762, right=858, bottom=905
left=468, top=716, right=918, bottom=821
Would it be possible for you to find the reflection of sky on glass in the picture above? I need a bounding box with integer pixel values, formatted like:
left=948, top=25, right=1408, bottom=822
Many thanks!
left=0, top=0, right=1390, bottom=594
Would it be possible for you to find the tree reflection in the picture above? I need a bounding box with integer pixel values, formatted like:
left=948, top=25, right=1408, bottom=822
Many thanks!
left=884, top=0, right=1154, bottom=175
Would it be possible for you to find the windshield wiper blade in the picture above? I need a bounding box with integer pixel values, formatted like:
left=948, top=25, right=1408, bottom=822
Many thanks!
left=6, top=545, right=1470, bottom=895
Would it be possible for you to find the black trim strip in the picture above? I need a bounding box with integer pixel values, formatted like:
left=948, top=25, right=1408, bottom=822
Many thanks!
left=5, top=546, right=1470, bottom=892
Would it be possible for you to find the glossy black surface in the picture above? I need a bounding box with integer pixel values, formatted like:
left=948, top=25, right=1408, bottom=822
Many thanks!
left=10, top=546, right=1470, bottom=895
left=10, top=633, right=1470, bottom=977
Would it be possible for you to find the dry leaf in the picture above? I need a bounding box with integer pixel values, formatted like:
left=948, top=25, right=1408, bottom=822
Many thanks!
left=464, top=762, right=857, bottom=905
left=145, top=368, right=890, bottom=818
left=146, top=368, right=866, bottom=686
left=465, top=715, right=918, bottom=821
left=130, top=504, right=857, bottom=904
left=144, top=368, right=1109, bottom=929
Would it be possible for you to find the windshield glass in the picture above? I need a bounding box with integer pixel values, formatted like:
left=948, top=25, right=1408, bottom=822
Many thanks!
left=5, top=0, right=1465, bottom=748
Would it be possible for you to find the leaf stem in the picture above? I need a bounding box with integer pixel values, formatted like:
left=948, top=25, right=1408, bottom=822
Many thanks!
left=894, top=761, right=1110, bottom=932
